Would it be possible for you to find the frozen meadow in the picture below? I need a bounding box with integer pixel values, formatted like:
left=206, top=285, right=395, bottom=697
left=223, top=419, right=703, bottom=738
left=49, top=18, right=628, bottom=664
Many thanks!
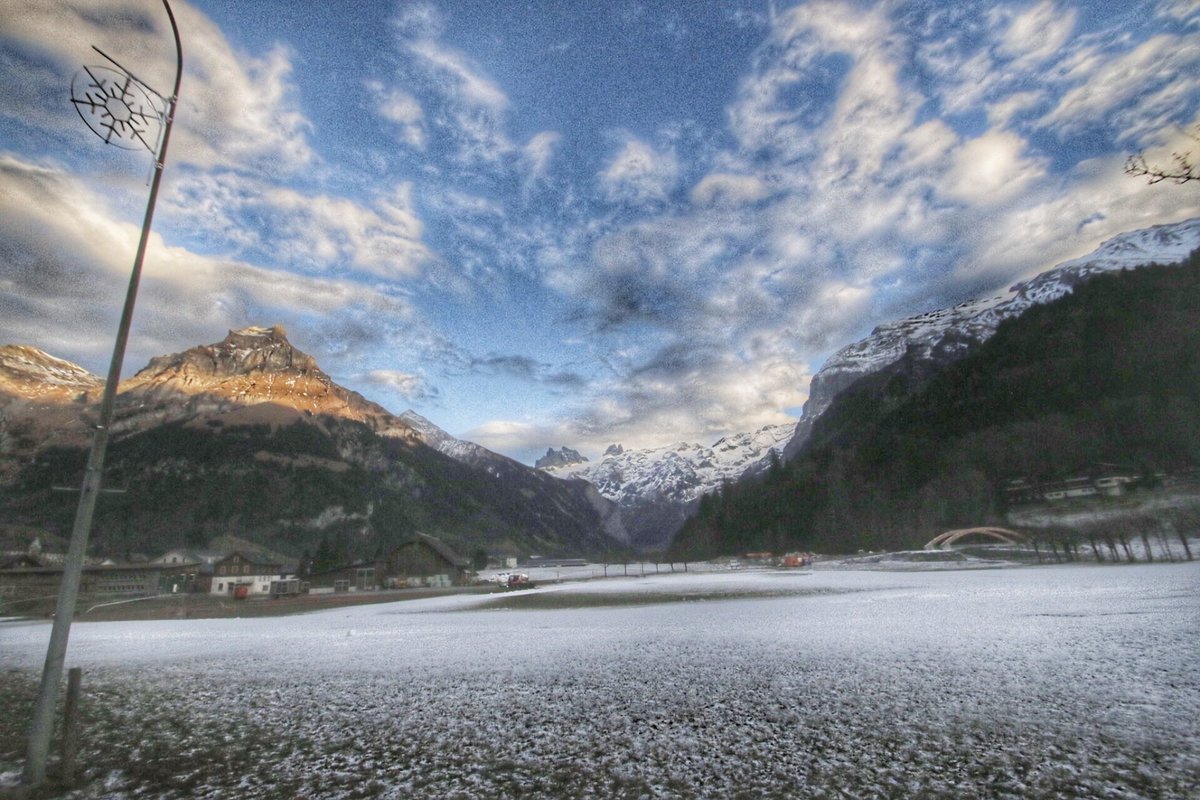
left=1, top=562, right=1198, bottom=798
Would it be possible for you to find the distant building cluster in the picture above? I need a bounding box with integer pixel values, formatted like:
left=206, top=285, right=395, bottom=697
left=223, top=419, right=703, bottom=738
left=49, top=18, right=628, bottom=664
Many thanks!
left=0, top=532, right=471, bottom=607
left=739, top=552, right=814, bottom=568
left=1002, top=471, right=1139, bottom=505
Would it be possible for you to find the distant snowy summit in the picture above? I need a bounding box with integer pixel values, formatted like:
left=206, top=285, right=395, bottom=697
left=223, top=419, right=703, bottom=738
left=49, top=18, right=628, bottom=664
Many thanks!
left=539, top=423, right=796, bottom=549
left=786, top=216, right=1200, bottom=458
left=535, top=447, right=588, bottom=469
left=541, top=425, right=795, bottom=505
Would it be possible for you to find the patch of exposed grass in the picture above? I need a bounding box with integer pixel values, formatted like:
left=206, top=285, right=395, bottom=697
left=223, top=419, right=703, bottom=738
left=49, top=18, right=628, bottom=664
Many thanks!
left=479, top=585, right=856, bottom=610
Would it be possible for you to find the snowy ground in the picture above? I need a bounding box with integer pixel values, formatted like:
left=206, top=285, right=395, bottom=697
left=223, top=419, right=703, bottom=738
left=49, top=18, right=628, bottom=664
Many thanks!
left=1, top=562, right=1198, bottom=798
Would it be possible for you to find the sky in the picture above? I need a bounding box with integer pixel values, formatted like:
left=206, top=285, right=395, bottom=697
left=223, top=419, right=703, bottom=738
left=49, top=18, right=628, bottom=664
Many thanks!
left=1, top=0, right=1198, bottom=465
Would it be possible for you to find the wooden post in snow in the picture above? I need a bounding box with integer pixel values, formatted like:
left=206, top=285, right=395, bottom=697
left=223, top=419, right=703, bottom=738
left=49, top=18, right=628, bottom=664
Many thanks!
left=61, top=667, right=82, bottom=785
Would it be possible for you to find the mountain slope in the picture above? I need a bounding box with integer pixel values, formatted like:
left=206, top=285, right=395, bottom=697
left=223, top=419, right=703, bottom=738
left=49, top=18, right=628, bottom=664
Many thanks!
left=0, top=328, right=627, bottom=560
left=671, top=249, right=1200, bottom=559
left=785, top=217, right=1200, bottom=459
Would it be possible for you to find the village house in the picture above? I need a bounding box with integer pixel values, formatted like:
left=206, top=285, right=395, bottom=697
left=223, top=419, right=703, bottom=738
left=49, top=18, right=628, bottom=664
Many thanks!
left=0, top=560, right=198, bottom=603
left=208, top=551, right=287, bottom=597
left=306, top=533, right=471, bottom=593
left=1003, top=468, right=1141, bottom=505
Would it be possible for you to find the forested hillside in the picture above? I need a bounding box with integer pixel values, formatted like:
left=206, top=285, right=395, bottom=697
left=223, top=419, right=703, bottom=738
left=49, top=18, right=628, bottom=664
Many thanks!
left=3, top=413, right=623, bottom=563
left=669, top=250, right=1200, bottom=559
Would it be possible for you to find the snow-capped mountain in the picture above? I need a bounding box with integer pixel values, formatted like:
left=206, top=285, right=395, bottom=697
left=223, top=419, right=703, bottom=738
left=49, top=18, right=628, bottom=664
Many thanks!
left=398, top=410, right=626, bottom=542
left=785, top=217, right=1200, bottom=459
left=540, top=424, right=795, bottom=550
left=535, top=447, right=587, bottom=470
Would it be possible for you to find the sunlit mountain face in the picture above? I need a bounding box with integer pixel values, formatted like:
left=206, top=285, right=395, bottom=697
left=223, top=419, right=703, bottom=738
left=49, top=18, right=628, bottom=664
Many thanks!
left=1, top=1, right=1197, bottom=467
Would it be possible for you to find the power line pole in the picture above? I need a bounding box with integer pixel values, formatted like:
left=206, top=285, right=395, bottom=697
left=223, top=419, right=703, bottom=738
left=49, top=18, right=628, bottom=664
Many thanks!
left=22, top=1, right=182, bottom=786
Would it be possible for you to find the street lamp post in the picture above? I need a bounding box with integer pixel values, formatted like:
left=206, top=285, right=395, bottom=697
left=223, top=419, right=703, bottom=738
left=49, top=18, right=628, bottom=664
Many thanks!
left=22, top=0, right=182, bottom=786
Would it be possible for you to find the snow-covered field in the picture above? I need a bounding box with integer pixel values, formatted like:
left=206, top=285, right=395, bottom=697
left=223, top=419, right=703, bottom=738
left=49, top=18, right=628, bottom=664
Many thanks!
left=2, top=562, right=1198, bottom=798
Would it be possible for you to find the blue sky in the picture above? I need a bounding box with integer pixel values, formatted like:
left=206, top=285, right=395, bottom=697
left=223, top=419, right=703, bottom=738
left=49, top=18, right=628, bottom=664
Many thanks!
left=1, top=0, right=1198, bottom=464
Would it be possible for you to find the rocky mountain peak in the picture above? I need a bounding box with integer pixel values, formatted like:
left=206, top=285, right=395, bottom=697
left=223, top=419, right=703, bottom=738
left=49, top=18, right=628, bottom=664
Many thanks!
left=535, top=447, right=588, bottom=469
left=103, top=325, right=419, bottom=439
left=133, top=324, right=318, bottom=383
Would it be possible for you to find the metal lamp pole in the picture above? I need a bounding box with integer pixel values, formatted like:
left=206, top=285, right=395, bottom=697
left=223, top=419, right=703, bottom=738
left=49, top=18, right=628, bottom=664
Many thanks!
left=23, top=0, right=182, bottom=786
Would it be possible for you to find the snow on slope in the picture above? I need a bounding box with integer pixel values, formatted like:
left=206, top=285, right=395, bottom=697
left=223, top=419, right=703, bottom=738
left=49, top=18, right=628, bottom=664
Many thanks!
left=787, top=217, right=1200, bottom=455
left=0, top=345, right=102, bottom=397
left=541, top=423, right=795, bottom=507
left=398, top=409, right=494, bottom=464
left=821, top=217, right=1200, bottom=393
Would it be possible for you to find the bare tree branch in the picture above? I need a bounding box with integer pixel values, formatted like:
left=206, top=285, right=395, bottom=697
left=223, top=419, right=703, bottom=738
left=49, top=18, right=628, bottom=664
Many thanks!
left=1125, top=124, right=1200, bottom=184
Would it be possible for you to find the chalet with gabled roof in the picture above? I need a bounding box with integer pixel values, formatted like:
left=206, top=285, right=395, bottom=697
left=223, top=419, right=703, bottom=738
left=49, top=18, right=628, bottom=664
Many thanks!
left=208, top=551, right=286, bottom=597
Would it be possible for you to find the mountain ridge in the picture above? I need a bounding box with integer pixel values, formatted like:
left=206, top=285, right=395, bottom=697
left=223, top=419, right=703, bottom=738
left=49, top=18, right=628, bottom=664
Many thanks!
left=0, top=328, right=629, bottom=559
left=784, top=216, right=1200, bottom=458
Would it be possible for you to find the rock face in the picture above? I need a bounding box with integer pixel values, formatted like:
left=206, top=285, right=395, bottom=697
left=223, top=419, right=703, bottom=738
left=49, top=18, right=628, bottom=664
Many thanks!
left=116, top=326, right=417, bottom=439
left=540, top=424, right=795, bottom=551
left=785, top=217, right=1200, bottom=459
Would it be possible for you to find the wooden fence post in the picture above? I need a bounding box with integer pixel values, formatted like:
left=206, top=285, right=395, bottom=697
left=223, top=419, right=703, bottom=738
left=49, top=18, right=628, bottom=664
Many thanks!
left=61, top=667, right=82, bottom=785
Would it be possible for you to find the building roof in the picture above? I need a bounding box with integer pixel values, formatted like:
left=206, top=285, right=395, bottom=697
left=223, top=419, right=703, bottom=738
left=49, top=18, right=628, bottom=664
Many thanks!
left=397, top=533, right=469, bottom=569
left=0, top=561, right=200, bottom=576
left=214, top=551, right=283, bottom=570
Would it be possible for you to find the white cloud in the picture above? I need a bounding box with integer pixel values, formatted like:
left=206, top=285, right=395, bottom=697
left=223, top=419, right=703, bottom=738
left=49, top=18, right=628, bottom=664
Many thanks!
left=986, top=90, right=1043, bottom=127
left=370, top=82, right=426, bottom=149
left=942, top=129, right=1048, bottom=205
left=260, top=184, right=432, bottom=277
left=599, top=136, right=679, bottom=205
left=947, top=133, right=1200, bottom=290
left=690, top=173, right=770, bottom=207
left=0, top=1, right=314, bottom=172
left=407, top=38, right=508, bottom=111
left=1039, top=33, right=1200, bottom=143
left=364, top=369, right=438, bottom=402
left=523, top=131, right=560, bottom=180
left=390, top=22, right=513, bottom=164
left=899, top=119, right=959, bottom=170
left=997, top=1, right=1077, bottom=69
left=467, top=346, right=809, bottom=461
left=160, top=171, right=434, bottom=278
left=0, top=155, right=425, bottom=376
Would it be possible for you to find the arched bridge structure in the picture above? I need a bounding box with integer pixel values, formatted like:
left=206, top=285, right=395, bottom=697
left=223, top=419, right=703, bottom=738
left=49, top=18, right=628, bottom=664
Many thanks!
left=924, top=527, right=1027, bottom=550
